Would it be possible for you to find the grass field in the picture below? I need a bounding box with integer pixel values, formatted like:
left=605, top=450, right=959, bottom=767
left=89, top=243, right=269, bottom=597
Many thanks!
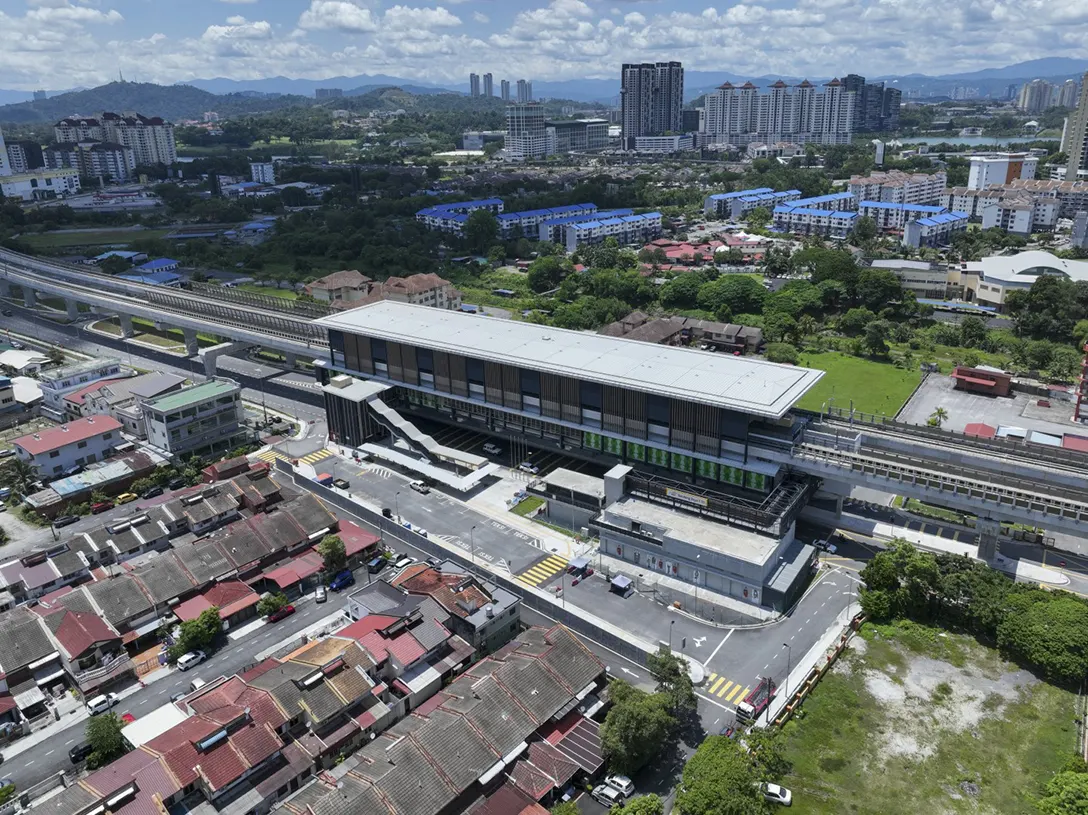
left=510, top=496, right=545, bottom=517
left=238, top=283, right=299, bottom=300
left=22, top=228, right=171, bottom=249
left=796, top=351, right=921, bottom=416
left=780, top=620, right=1077, bottom=815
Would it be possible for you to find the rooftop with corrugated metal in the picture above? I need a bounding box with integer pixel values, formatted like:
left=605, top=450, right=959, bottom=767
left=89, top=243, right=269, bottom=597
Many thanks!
left=317, top=301, right=823, bottom=418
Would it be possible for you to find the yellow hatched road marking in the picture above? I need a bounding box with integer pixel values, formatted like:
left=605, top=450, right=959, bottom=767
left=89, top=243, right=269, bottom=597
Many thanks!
left=716, top=681, right=733, bottom=698
left=709, top=677, right=726, bottom=695
left=726, top=684, right=745, bottom=702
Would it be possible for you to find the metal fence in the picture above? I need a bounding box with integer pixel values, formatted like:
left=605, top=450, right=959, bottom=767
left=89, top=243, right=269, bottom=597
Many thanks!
left=275, top=459, right=655, bottom=668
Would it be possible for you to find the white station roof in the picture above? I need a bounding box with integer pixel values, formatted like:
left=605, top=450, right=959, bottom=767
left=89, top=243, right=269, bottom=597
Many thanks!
left=316, top=301, right=823, bottom=418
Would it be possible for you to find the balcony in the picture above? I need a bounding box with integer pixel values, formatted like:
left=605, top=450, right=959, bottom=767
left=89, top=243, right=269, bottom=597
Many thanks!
left=74, top=653, right=135, bottom=692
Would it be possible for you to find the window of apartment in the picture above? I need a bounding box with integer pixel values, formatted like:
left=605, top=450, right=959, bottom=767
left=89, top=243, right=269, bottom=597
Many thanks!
left=53, top=465, right=62, bottom=474
left=103, top=432, right=113, bottom=440
left=49, top=450, right=60, bottom=458
left=77, top=441, right=87, bottom=449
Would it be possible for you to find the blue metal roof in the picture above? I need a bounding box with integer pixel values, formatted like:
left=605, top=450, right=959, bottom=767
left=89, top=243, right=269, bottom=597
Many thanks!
left=791, top=192, right=855, bottom=207
left=916, top=211, right=968, bottom=226
left=541, top=209, right=632, bottom=227
left=119, top=271, right=181, bottom=285
left=708, top=187, right=774, bottom=201
left=776, top=207, right=857, bottom=218
left=137, top=258, right=179, bottom=271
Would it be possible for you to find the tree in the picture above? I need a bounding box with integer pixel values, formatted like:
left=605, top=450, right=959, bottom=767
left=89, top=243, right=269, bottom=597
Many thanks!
left=258, top=592, right=290, bottom=616
left=863, top=320, right=890, bottom=357
left=1047, top=346, right=1083, bottom=382
left=851, top=215, right=878, bottom=245
left=958, top=315, right=988, bottom=349
left=527, top=255, right=572, bottom=293
left=746, top=207, right=771, bottom=231
left=550, top=803, right=581, bottom=815
left=855, top=267, right=902, bottom=312
left=997, top=593, right=1088, bottom=684
left=279, top=186, right=310, bottom=207
left=86, top=712, right=126, bottom=769
left=317, top=534, right=347, bottom=574
left=464, top=210, right=498, bottom=253
left=614, top=794, right=665, bottom=815
left=1037, top=771, right=1088, bottom=815
left=764, top=342, right=799, bottom=364
left=839, top=307, right=876, bottom=336
left=0, top=458, right=36, bottom=498
left=47, top=346, right=65, bottom=365
left=99, top=255, right=131, bottom=275
left=169, top=607, right=221, bottom=661
left=928, top=406, right=949, bottom=427
left=659, top=274, right=704, bottom=310
left=647, top=647, right=697, bottom=721
left=600, top=680, right=676, bottom=775
left=486, top=245, right=506, bottom=266
left=697, top=276, right=766, bottom=317
left=674, top=735, right=767, bottom=815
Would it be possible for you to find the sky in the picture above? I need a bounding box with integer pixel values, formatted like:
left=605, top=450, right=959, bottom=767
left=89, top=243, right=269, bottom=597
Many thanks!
left=1, top=0, right=1087, bottom=91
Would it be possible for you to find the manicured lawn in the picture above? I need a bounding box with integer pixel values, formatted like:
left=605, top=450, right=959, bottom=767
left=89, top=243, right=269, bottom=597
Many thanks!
left=510, top=496, right=545, bottom=517
left=22, top=228, right=171, bottom=249
left=238, top=283, right=298, bottom=300
left=796, top=351, right=921, bottom=417
left=780, top=620, right=1078, bottom=815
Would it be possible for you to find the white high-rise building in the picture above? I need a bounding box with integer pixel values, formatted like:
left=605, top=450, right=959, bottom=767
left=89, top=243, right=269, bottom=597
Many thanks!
left=967, top=153, right=1038, bottom=190
left=1017, top=79, right=1054, bottom=114
left=0, top=125, right=10, bottom=177
left=505, top=103, right=548, bottom=161
left=620, top=62, right=684, bottom=149
left=703, top=78, right=854, bottom=146
left=516, top=79, right=533, bottom=103
left=250, top=162, right=276, bottom=185
left=501, top=80, right=511, bottom=102
left=53, top=113, right=177, bottom=166
left=1059, top=79, right=1082, bottom=110
left=469, top=73, right=481, bottom=98
left=483, top=73, right=493, bottom=98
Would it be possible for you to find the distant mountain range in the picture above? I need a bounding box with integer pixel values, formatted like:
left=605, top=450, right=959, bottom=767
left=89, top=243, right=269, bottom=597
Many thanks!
left=2, top=57, right=1087, bottom=121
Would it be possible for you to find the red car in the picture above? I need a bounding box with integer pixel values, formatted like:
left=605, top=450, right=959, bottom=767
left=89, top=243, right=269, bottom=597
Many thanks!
left=91, top=501, right=113, bottom=514
left=267, top=604, right=296, bottom=623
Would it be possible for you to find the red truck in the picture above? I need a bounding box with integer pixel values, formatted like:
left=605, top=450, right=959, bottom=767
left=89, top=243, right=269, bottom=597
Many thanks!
left=735, top=677, right=777, bottom=723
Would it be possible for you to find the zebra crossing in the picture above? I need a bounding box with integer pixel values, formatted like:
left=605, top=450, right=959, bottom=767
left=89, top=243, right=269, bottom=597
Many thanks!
left=298, top=449, right=333, bottom=466
left=254, top=449, right=287, bottom=464
left=361, top=465, right=394, bottom=479
left=703, top=672, right=751, bottom=705
left=515, top=555, right=568, bottom=587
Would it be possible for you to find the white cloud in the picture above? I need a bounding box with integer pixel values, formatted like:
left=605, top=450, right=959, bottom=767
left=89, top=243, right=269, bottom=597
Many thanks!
left=201, top=18, right=273, bottom=41
left=472, top=10, right=489, bottom=23
left=383, top=5, right=462, bottom=31
left=25, top=2, right=122, bottom=26
left=225, top=14, right=247, bottom=25
left=623, top=11, right=645, bottom=25
left=297, top=0, right=377, bottom=32
left=217, top=0, right=258, bottom=4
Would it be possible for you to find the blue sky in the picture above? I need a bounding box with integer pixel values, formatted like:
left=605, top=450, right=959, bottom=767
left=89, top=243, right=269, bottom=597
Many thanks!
left=1, top=0, right=1086, bottom=90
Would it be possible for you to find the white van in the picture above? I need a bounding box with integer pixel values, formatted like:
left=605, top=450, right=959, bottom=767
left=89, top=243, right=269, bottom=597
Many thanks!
left=177, top=650, right=206, bottom=672
left=86, top=693, right=118, bottom=715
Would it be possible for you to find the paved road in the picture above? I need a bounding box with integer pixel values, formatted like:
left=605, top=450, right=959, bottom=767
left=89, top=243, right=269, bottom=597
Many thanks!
left=0, top=590, right=342, bottom=786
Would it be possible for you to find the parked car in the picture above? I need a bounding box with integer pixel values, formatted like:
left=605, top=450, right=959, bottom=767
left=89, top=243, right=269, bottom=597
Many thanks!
left=141, top=486, right=164, bottom=499
left=719, top=725, right=738, bottom=739
left=482, top=443, right=502, bottom=455
left=394, top=555, right=416, bottom=569
left=90, top=501, right=113, bottom=514
left=409, top=480, right=430, bottom=494
left=517, top=461, right=539, bottom=474
left=267, top=604, right=296, bottom=622
left=0, top=310, right=12, bottom=317
left=591, top=785, right=624, bottom=807
left=170, top=692, right=186, bottom=703
left=759, top=783, right=793, bottom=807
left=9, top=341, right=22, bottom=350
left=69, top=742, right=93, bottom=764
left=53, top=515, right=80, bottom=528
left=333, top=478, right=350, bottom=489
left=86, top=693, right=118, bottom=715
left=814, top=539, right=838, bottom=554
left=176, top=651, right=206, bottom=672
left=315, top=585, right=328, bottom=603
left=168, top=477, right=188, bottom=489
left=329, top=570, right=356, bottom=591
left=116, top=492, right=138, bottom=505
left=603, top=775, right=635, bottom=797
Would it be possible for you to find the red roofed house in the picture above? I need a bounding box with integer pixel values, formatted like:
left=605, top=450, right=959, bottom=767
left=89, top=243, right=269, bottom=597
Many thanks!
left=12, top=415, right=123, bottom=478
left=337, top=519, right=381, bottom=567
left=304, top=270, right=373, bottom=305
left=256, top=550, right=325, bottom=597
left=36, top=606, right=131, bottom=693
left=951, top=365, right=1012, bottom=397
left=174, top=580, right=261, bottom=629
left=61, top=377, right=128, bottom=420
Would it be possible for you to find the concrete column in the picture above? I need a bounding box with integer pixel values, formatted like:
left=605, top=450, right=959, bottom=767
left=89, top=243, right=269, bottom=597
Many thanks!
left=284, top=352, right=297, bottom=369
left=182, top=327, right=199, bottom=356
left=119, top=314, right=134, bottom=338
left=0, top=280, right=10, bottom=298
left=976, top=517, right=1000, bottom=562
left=22, top=287, right=35, bottom=308
left=65, top=298, right=80, bottom=320
left=204, top=353, right=218, bottom=378
left=835, top=494, right=845, bottom=517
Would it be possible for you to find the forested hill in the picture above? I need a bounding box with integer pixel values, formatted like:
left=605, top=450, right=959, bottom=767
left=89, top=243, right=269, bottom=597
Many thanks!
left=0, top=82, right=313, bottom=125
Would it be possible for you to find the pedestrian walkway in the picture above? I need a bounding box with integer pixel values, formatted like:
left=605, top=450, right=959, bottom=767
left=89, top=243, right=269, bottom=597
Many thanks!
left=298, top=449, right=333, bottom=466
left=516, top=554, right=569, bottom=587
left=703, top=672, right=751, bottom=705
left=254, top=448, right=288, bottom=464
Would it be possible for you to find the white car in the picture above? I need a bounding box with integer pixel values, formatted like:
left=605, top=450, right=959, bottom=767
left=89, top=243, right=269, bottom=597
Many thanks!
left=86, top=692, right=118, bottom=715
left=409, top=480, right=430, bottom=494
left=482, top=443, right=502, bottom=455
left=759, top=782, right=793, bottom=806
left=604, top=774, right=635, bottom=797
left=591, top=785, right=624, bottom=807
left=177, top=650, right=207, bottom=672
left=394, top=555, right=416, bottom=569
left=517, top=461, right=539, bottom=474
left=814, top=539, right=838, bottom=554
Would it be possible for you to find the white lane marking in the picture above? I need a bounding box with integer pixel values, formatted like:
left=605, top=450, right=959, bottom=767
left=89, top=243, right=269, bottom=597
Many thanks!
left=703, top=629, right=734, bottom=667
left=45, top=750, right=54, bottom=756
left=25, top=760, right=34, bottom=766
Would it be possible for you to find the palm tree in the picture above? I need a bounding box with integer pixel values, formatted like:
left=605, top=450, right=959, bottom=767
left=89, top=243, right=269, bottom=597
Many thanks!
left=0, top=458, right=36, bottom=498
left=928, top=406, right=949, bottom=428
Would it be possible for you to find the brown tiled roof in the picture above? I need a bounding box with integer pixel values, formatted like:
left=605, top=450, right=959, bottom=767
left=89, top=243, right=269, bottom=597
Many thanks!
left=307, top=270, right=372, bottom=291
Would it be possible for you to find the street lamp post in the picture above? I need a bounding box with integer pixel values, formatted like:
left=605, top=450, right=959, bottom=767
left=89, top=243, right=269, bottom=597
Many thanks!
left=395, top=491, right=401, bottom=526
left=783, top=642, right=792, bottom=700
left=669, top=620, right=675, bottom=652
left=470, top=525, right=477, bottom=565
